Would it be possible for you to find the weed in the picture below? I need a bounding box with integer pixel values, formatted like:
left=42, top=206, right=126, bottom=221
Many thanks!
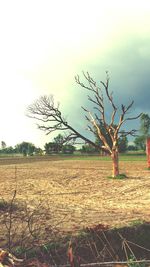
left=128, top=255, right=146, bottom=267
left=129, top=220, right=145, bottom=226
left=25, top=248, right=38, bottom=259
left=0, top=200, right=20, bottom=212
left=41, top=241, right=62, bottom=253
left=108, top=173, right=127, bottom=179
left=14, top=246, right=27, bottom=256
left=76, top=229, right=91, bottom=240
left=0, top=199, right=10, bottom=211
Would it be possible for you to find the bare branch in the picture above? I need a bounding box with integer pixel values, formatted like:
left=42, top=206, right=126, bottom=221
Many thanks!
left=100, top=73, right=117, bottom=112
left=124, top=112, right=142, bottom=121
left=27, top=72, right=141, bottom=175
left=119, top=129, right=138, bottom=137
left=27, top=95, right=100, bottom=150
left=75, top=74, right=94, bottom=92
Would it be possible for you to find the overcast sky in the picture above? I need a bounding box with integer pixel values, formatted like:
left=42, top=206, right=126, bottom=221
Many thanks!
left=0, top=0, right=150, bottom=148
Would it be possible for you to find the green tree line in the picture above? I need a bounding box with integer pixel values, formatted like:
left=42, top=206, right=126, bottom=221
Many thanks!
left=1, top=113, right=150, bottom=156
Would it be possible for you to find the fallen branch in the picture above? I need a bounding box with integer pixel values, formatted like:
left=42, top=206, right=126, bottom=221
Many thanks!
left=0, top=248, right=23, bottom=267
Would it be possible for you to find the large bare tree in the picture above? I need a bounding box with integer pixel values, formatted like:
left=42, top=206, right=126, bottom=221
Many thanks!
left=27, top=72, right=141, bottom=177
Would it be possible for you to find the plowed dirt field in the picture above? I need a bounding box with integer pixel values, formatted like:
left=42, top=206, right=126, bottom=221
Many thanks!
left=0, top=157, right=150, bottom=234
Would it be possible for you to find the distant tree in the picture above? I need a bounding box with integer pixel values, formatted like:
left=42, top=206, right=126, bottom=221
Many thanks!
left=44, top=135, right=61, bottom=154
left=0, top=142, right=15, bottom=154
left=80, top=143, right=98, bottom=154
left=53, top=134, right=65, bottom=153
left=140, top=113, right=150, bottom=137
left=27, top=72, right=141, bottom=177
left=133, top=113, right=150, bottom=152
left=62, top=144, right=76, bottom=154
left=134, top=135, right=146, bottom=151
left=118, top=134, right=128, bottom=153
left=127, top=145, right=137, bottom=151
left=34, top=147, right=43, bottom=155
left=5, top=146, right=14, bottom=154
left=1, top=141, right=6, bottom=150
left=44, top=142, right=58, bottom=154
left=45, top=134, right=75, bottom=154
left=15, top=142, right=36, bottom=156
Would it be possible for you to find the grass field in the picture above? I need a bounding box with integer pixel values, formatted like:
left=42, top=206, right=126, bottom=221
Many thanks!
left=0, top=154, right=149, bottom=249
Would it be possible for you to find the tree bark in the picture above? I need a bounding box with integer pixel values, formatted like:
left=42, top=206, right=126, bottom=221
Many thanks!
left=111, top=150, right=119, bottom=177
left=146, top=137, right=150, bottom=168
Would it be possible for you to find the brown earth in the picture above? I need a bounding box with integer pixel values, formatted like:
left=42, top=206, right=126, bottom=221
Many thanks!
left=1, top=158, right=150, bottom=227
left=0, top=157, right=150, bottom=247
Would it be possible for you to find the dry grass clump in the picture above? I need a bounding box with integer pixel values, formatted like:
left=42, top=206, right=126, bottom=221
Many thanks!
left=0, top=191, right=61, bottom=254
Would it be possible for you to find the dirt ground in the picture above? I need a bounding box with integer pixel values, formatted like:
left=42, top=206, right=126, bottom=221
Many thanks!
left=0, top=158, right=150, bottom=235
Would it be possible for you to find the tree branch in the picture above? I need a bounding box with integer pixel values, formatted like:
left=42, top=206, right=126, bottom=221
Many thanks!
left=27, top=73, right=141, bottom=157
left=27, top=95, right=100, bottom=150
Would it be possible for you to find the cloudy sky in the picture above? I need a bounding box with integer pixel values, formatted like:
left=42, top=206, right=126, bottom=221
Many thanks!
left=0, top=0, right=150, bottom=148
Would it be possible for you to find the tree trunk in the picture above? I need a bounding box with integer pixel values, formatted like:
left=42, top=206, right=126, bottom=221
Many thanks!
left=111, top=150, right=119, bottom=177
left=146, top=137, right=150, bottom=168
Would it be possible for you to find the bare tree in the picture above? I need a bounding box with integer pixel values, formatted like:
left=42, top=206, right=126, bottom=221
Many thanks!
left=27, top=72, right=141, bottom=177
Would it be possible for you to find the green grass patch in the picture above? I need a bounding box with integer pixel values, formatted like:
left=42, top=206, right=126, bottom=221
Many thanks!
left=0, top=153, right=147, bottom=162
left=64, top=156, right=111, bottom=161
left=108, top=173, right=127, bottom=179
left=129, top=219, right=145, bottom=226
left=62, top=154, right=147, bottom=162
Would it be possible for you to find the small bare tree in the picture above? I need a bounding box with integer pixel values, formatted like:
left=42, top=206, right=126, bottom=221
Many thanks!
left=27, top=72, right=141, bottom=177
